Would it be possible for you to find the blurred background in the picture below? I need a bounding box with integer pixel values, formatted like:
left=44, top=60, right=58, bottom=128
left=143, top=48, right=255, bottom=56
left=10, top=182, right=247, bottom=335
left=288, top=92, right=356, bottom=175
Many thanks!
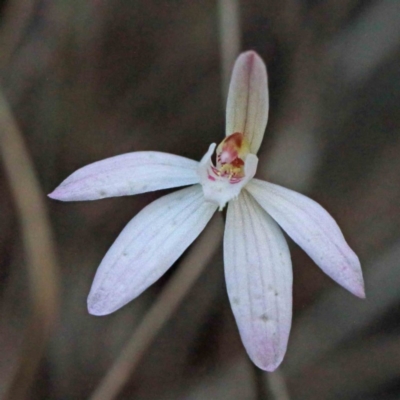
left=1, top=0, right=400, bottom=399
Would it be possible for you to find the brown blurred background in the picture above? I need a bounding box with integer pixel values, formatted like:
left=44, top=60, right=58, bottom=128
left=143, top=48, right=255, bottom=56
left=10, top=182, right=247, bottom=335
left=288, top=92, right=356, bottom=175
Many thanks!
left=1, top=0, right=400, bottom=399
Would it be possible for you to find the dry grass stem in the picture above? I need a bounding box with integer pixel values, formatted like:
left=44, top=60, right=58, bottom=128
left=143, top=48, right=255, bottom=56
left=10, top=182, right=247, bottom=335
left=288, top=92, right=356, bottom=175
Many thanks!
left=0, top=90, right=60, bottom=400
left=218, top=0, right=241, bottom=103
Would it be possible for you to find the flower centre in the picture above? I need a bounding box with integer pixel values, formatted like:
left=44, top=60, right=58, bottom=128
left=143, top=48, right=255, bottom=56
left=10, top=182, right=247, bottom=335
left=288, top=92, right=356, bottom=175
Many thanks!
left=215, top=132, right=250, bottom=182
left=197, top=133, right=258, bottom=210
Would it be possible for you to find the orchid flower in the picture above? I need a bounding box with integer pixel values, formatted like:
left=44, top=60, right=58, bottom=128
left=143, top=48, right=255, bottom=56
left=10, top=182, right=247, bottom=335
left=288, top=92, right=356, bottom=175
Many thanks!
left=49, top=51, right=365, bottom=371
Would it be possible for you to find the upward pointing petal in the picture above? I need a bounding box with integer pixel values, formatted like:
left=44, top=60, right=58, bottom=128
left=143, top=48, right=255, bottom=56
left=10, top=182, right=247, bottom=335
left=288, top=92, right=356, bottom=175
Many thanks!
left=247, top=179, right=365, bottom=298
left=49, top=151, right=199, bottom=201
left=88, top=185, right=217, bottom=315
left=226, top=51, right=269, bottom=154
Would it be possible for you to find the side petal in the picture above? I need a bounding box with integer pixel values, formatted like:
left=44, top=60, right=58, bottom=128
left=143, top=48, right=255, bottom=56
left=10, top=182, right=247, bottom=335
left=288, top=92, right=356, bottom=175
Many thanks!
left=226, top=51, right=269, bottom=154
left=224, top=191, right=293, bottom=371
left=49, top=151, right=199, bottom=201
left=88, top=185, right=217, bottom=315
left=247, top=179, right=365, bottom=298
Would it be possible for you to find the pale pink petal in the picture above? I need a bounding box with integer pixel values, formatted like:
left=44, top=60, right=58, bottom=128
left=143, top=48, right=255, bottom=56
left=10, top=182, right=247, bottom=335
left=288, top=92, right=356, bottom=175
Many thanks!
left=224, top=191, right=292, bottom=371
left=87, top=185, right=217, bottom=315
left=49, top=151, right=199, bottom=201
left=247, top=179, right=365, bottom=298
left=226, top=51, right=269, bottom=154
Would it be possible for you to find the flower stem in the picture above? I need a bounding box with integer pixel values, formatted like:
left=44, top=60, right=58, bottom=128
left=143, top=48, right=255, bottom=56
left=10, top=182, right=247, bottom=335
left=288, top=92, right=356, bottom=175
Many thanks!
left=218, top=0, right=241, bottom=103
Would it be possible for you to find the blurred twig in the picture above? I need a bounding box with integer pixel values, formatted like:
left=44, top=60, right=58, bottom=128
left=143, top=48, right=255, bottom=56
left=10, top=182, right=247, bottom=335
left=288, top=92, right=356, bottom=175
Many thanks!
left=289, top=334, right=400, bottom=400
left=89, top=213, right=224, bottom=400
left=284, top=242, right=400, bottom=377
left=254, top=366, right=291, bottom=400
left=253, top=366, right=270, bottom=400
left=0, top=90, right=60, bottom=399
left=0, top=1, right=60, bottom=397
left=267, top=370, right=291, bottom=400
left=218, top=0, right=241, bottom=103
left=329, top=0, right=400, bottom=85
left=0, top=0, right=36, bottom=70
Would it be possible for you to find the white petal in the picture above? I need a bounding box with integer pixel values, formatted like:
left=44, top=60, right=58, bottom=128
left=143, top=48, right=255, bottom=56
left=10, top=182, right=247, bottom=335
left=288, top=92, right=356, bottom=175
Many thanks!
left=247, top=179, right=365, bottom=298
left=226, top=51, right=269, bottom=154
left=224, top=191, right=293, bottom=371
left=49, top=151, right=199, bottom=201
left=87, top=185, right=217, bottom=315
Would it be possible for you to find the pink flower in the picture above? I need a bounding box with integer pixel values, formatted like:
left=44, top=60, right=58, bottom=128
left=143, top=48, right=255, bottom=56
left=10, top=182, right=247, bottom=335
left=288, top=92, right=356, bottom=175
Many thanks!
left=49, top=51, right=365, bottom=371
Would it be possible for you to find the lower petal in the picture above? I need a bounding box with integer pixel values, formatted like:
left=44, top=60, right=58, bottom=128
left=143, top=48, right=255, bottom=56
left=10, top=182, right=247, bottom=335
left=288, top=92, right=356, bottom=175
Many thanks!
left=88, top=185, right=217, bottom=315
left=224, top=191, right=293, bottom=371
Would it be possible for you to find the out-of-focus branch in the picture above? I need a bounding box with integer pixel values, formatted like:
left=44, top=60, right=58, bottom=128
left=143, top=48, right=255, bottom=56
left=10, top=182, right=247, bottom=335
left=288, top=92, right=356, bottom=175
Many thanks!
left=264, top=0, right=302, bottom=47
left=0, top=90, right=60, bottom=399
left=0, top=0, right=60, bottom=397
left=284, top=242, right=400, bottom=376
left=289, top=334, right=400, bottom=400
left=218, top=0, right=241, bottom=103
left=89, top=213, right=224, bottom=400
left=267, top=370, right=291, bottom=400
left=0, top=0, right=36, bottom=70
left=253, top=365, right=291, bottom=400
left=175, top=356, right=256, bottom=400
left=329, top=0, right=400, bottom=85
left=253, top=365, right=269, bottom=400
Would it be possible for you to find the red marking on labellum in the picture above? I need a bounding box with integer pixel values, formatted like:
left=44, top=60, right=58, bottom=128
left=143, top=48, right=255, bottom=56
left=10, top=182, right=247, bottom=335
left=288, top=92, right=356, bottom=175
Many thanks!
left=217, top=132, right=245, bottom=165
left=210, top=132, right=251, bottom=183
left=231, top=157, right=245, bottom=168
left=211, top=166, right=221, bottom=176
